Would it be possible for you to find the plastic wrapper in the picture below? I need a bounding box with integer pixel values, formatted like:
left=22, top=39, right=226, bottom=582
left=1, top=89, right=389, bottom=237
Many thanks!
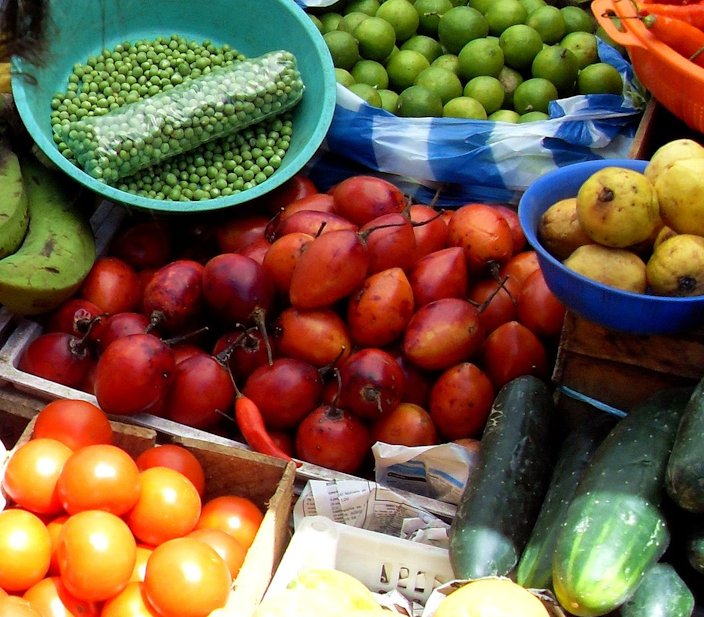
left=55, top=49, right=304, bottom=182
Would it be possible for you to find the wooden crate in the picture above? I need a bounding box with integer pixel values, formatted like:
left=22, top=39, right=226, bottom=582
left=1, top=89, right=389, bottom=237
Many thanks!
left=553, top=311, right=704, bottom=414
left=2, top=395, right=297, bottom=617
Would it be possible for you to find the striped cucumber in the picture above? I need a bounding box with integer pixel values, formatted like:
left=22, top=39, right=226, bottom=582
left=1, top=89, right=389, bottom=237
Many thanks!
left=515, top=419, right=610, bottom=590
left=448, top=375, right=557, bottom=580
left=552, top=387, right=693, bottom=617
left=666, top=376, right=704, bottom=513
left=618, top=562, right=695, bottom=617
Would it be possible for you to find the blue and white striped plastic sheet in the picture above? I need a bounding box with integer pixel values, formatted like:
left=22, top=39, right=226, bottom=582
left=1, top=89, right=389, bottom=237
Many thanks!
left=294, top=0, right=645, bottom=206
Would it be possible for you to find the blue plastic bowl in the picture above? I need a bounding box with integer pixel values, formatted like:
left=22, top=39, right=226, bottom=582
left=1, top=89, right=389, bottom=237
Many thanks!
left=11, top=0, right=335, bottom=213
left=518, top=158, right=704, bottom=335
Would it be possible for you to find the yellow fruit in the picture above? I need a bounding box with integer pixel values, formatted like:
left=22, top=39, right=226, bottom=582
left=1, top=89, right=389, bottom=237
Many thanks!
left=653, top=225, right=677, bottom=250
left=576, top=166, right=660, bottom=248
left=434, top=578, right=550, bottom=617
left=654, top=157, right=704, bottom=236
left=646, top=234, right=704, bottom=296
left=644, top=138, right=704, bottom=185
left=538, top=196, right=592, bottom=260
left=563, top=244, right=647, bottom=293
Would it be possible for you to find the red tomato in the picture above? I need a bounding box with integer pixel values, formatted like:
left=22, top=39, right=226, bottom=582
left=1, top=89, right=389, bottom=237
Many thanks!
left=468, top=276, right=519, bottom=335
left=143, top=537, right=231, bottom=617
left=370, top=402, right=439, bottom=447
left=481, top=321, right=550, bottom=389
left=23, top=576, right=100, bottom=617
left=33, top=399, right=113, bottom=450
left=109, top=219, right=173, bottom=270
left=195, top=495, right=263, bottom=551
left=0, top=595, right=43, bottom=617
left=101, top=581, right=160, bottom=617
left=79, top=256, right=142, bottom=315
left=56, top=510, right=136, bottom=602
left=56, top=444, right=141, bottom=516
left=516, top=268, right=567, bottom=338
left=187, top=527, right=247, bottom=579
left=260, top=172, right=318, bottom=214
left=499, top=250, right=540, bottom=288
left=0, top=509, right=51, bottom=592
left=125, top=467, right=202, bottom=546
left=2, top=438, right=74, bottom=515
left=45, top=298, right=104, bottom=336
left=134, top=444, right=206, bottom=497
left=492, top=204, right=527, bottom=253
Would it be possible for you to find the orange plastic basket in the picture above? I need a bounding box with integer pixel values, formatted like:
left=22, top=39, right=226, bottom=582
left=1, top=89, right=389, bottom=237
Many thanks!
left=593, top=0, right=704, bottom=133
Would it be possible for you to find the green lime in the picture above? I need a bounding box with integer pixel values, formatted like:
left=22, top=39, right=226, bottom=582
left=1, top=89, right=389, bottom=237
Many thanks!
left=560, top=5, right=595, bottom=34
left=348, top=82, right=384, bottom=107
left=499, top=23, right=543, bottom=70
left=397, top=84, right=444, bottom=117
left=463, top=75, right=505, bottom=114
left=376, top=0, right=420, bottom=43
left=309, top=14, right=324, bottom=34
left=577, top=62, right=624, bottom=95
left=400, top=34, right=444, bottom=63
left=519, top=110, right=550, bottom=122
left=378, top=88, right=400, bottom=113
left=531, top=44, right=579, bottom=96
left=432, top=53, right=461, bottom=75
left=468, top=0, right=494, bottom=15
left=497, top=65, right=524, bottom=107
left=385, top=48, right=431, bottom=90
left=443, top=96, right=488, bottom=119
left=334, top=67, right=356, bottom=87
left=414, top=0, right=454, bottom=37
left=485, top=0, right=529, bottom=36
left=415, top=65, right=464, bottom=103
left=319, top=12, right=343, bottom=33
left=437, top=6, right=489, bottom=54
left=338, top=11, right=370, bottom=33
left=519, top=0, right=546, bottom=13
left=513, top=77, right=558, bottom=114
left=595, top=21, right=627, bottom=58
left=324, top=30, right=361, bottom=70
left=526, top=4, right=566, bottom=44
left=354, top=16, right=398, bottom=62
left=458, top=37, right=505, bottom=81
left=351, top=59, right=390, bottom=88
left=345, top=0, right=381, bottom=16
left=488, top=108, right=521, bottom=122
left=560, top=31, right=598, bottom=70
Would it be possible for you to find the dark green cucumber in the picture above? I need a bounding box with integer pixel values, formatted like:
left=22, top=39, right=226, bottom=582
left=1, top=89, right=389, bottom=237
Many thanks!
left=552, top=387, right=693, bottom=617
left=619, top=562, right=695, bottom=617
left=448, top=375, right=557, bottom=580
left=685, top=517, right=704, bottom=575
left=515, top=420, right=609, bottom=590
left=667, top=377, right=704, bottom=513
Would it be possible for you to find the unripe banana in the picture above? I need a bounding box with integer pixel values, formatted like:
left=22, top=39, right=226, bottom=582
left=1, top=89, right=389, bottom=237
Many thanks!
left=0, top=141, right=29, bottom=257
left=0, top=156, right=96, bottom=316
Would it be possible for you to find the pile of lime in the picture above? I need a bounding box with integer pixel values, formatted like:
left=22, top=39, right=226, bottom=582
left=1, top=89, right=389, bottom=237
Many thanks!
left=308, top=0, right=624, bottom=122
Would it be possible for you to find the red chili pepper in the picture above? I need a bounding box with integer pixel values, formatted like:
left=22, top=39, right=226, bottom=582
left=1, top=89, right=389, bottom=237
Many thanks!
left=234, top=393, right=297, bottom=465
left=640, top=3, right=704, bottom=28
left=643, top=13, right=704, bottom=67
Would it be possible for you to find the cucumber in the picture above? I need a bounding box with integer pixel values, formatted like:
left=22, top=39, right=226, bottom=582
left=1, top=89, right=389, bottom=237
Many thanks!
left=552, top=387, right=693, bottom=617
left=666, top=376, right=704, bottom=513
left=515, top=419, right=610, bottom=590
left=448, top=375, right=557, bottom=580
left=618, top=562, right=695, bottom=617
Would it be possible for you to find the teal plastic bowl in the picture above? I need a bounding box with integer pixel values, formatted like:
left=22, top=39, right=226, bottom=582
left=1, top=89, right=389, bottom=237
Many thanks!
left=518, top=159, right=704, bottom=335
left=11, top=0, right=335, bottom=213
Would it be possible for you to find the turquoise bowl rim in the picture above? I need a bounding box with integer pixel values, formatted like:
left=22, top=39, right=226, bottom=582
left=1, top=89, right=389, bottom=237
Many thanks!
left=11, top=0, right=336, bottom=214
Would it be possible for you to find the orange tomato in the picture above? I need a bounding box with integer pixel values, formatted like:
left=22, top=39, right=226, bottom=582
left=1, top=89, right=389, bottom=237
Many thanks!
left=143, top=537, right=231, bottom=617
left=46, top=514, right=69, bottom=576
left=0, top=595, right=43, bottom=617
left=56, top=510, right=136, bottom=602
left=187, top=528, right=247, bottom=579
left=23, top=576, right=100, bottom=617
left=125, top=467, right=201, bottom=546
left=56, top=444, right=141, bottom=515
left=101, top=582, right=160, bottom=617
left=2, top=438, right=73, bottom=515
left=0, top=509, right=51, bottom=592
left=129, top=545, right=155, bottom=583
left=33, top=399, right=113, bottom=450
left=195, top=495, right=263, bottom=551
left=134, top=444, right=206, bottom=497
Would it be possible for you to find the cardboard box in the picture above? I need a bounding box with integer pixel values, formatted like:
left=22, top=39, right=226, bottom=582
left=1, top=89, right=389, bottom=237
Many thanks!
left=2, top=396, right=297, bottom=617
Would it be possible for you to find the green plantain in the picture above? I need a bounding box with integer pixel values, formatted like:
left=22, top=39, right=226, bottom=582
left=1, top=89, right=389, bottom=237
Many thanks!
left=0, top=141, right=29, bottom=257
left=0, top=156, right=96, bottom=316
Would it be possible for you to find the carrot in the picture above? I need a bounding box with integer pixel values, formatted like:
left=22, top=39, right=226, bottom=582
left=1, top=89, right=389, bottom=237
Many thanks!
left=643, top=13, right=704, bottom=66
left=639, top=3, right=704, bottom=28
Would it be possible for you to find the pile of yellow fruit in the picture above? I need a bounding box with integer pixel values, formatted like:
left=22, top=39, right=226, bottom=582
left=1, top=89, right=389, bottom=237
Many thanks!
left=538, top=138, right=704, bottom=296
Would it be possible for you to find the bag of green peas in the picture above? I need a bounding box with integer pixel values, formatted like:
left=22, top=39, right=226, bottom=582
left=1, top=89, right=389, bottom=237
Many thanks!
left=55, top=49, right=304, bottom=183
